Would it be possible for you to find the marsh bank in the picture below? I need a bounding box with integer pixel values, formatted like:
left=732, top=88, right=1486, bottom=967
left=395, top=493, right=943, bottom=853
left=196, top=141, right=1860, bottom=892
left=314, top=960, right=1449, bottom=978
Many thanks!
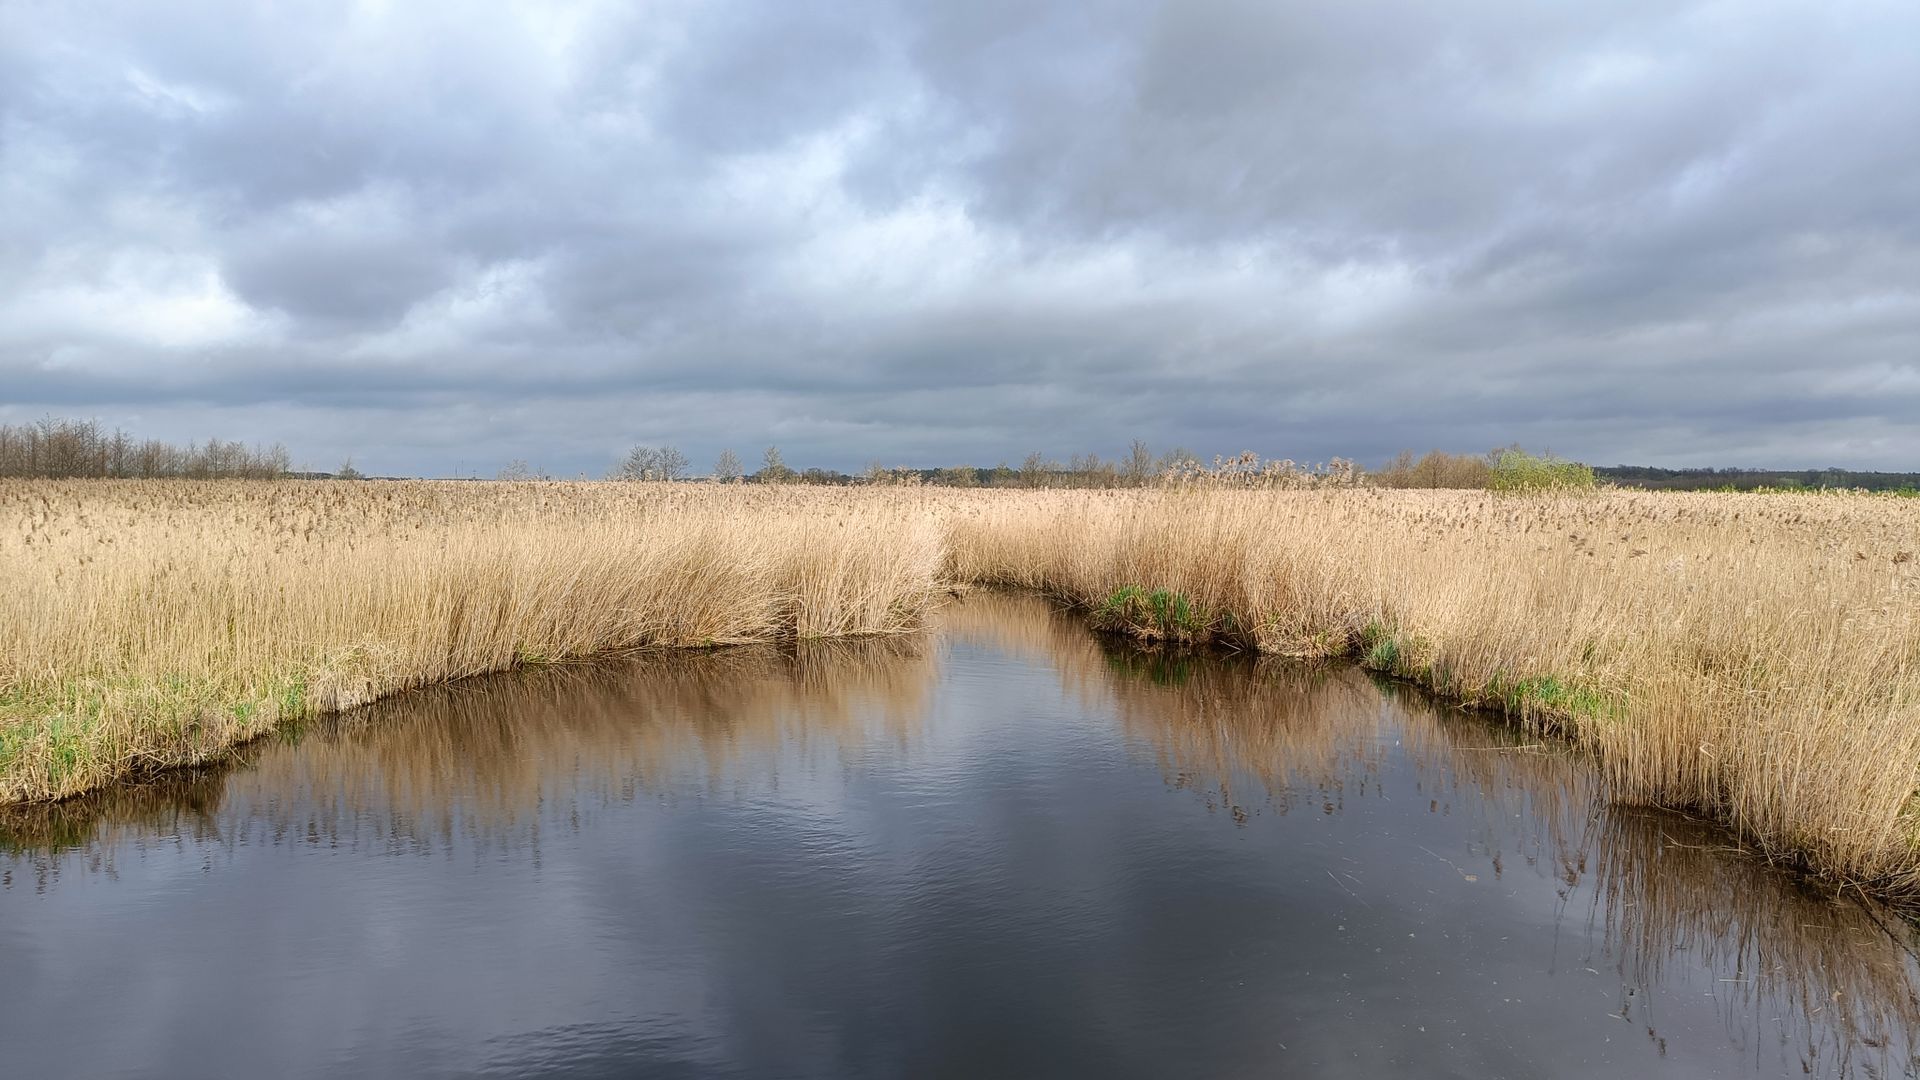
left=2, top=593, right=1915, bottom=1078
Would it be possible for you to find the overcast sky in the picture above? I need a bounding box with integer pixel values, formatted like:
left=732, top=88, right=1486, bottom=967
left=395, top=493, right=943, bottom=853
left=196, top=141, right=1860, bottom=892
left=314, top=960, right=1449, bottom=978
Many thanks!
left=3, top=0, right=1917, bottom=475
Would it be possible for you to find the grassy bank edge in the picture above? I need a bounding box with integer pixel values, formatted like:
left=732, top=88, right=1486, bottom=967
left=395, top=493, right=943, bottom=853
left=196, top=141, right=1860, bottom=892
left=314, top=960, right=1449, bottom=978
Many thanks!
left=4, top=578, right=1915, bottom=911
left=1082, top=583, right=1624, bottom=736
left=1053, top=579, right=1920, bottom=905
left=0, top=619, right=932, bottom=806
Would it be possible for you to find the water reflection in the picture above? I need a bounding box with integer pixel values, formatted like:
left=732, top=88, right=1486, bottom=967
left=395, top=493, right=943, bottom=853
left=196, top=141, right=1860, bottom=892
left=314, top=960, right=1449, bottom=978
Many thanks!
left=2, top=592, right=1916, bottom=1078
left=3, top=635, right=934, bottom=873
left=946, top=595, right=1920, bottom=1077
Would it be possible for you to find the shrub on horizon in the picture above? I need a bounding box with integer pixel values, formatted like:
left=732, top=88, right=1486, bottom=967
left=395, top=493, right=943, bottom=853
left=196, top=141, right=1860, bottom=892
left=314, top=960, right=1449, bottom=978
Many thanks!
left=1489, top=449, right=1596, bottom=493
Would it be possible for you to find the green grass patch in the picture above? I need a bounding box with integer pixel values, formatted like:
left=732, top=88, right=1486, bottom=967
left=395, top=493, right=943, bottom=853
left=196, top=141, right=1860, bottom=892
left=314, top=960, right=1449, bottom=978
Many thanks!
left=1359, top=621, right=1400, bottom=670
left=0, top=669, right=319, bottom=801
left=1485, top=672, right=1621, bottom=724
left=1091, top=585, right=1211, bottom=641
left=1358, top=620, right=1432, bottom=676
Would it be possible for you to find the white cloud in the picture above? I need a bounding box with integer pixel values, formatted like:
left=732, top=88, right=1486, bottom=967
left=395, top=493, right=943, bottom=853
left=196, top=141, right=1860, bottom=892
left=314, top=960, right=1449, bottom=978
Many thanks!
left=0, top=250, right=277, bottom=352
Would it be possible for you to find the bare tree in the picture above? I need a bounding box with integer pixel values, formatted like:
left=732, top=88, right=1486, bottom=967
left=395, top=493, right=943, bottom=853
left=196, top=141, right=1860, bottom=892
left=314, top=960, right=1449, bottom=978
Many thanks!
left=938, top=465, right=979, bottom=487
left=0, top=417, right=290, bottom=478
left=1019, top=451, right=1048, bottom=488
left=1371, top=449, right=1493, bottom=490
left=657, top=446, right=690, bottom=481
left=1155, top=446, right=1200, bottom=480
left=107, top=429, right=132, bottom=477
left=714, top=448, right=743, bottom=482
left=760, top=445, right=793, bottom=483
left=1124, top=439, right=1154, bottom=486
left=611, top=446, right=660, bottom=480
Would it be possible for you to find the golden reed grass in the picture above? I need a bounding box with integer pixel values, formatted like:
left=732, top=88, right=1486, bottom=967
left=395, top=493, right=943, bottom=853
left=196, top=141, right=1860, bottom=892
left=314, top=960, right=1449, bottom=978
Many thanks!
left=946, top=487, right=1920, bottom=894
left=3, top=480, right=1918, bottom=897
left=0, top=480, right=943, bottom=802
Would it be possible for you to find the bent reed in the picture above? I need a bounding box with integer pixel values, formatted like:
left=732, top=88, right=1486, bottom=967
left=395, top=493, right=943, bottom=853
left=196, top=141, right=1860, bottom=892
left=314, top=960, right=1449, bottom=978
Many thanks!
left=4, top=480, right=1919, bottom=896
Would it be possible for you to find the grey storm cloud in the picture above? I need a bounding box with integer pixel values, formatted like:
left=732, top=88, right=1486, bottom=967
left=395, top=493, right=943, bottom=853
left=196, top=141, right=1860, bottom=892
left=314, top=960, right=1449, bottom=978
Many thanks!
left=1, top=0, right=1916, bottom=475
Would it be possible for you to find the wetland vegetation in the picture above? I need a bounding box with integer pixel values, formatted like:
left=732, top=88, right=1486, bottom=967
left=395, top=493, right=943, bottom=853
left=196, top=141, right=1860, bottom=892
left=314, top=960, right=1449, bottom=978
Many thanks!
left=4, top=593, right=1915, bottom=1077
left=1, top=477, right=1917, bottom=903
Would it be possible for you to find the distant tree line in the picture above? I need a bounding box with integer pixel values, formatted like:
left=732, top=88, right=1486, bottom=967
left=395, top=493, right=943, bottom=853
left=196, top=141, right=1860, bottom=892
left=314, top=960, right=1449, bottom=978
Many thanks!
left=16, top=415, right=1904, bottom=493
left=1372, top=447, right=1594, bottom=492
left=1373, top=451, right=1920, bottom=493
left=596, top=442, right=1652, bottom=491
left=0, top=417, right=290, bottom=479
left=608, top=445, right=692, bottom=481
left=604, top=440, right=1204, bottom=487
left=1372, top=449, right=1498, bottom=489
left=1594, top=465, right=1920, bottom=492
left=858, top=441, right=1205, bottom=488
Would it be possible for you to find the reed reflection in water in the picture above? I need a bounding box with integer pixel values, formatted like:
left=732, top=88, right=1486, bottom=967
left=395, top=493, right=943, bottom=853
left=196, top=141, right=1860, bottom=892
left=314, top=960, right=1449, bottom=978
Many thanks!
left=951, top=594, right=1920, bottom=1077
left=1, top=592, right=1915, bottom=1079
left=3, top=634, right=935, bottom=872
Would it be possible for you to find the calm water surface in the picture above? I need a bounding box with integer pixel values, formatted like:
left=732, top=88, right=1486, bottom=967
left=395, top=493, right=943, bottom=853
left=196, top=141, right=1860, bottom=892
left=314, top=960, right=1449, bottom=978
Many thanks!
left=3, top=594, right=1917, bottom=1079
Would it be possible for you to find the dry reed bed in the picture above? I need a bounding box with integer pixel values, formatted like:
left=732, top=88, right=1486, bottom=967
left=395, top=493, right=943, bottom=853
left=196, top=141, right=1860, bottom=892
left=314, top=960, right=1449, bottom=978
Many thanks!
left=4, top=480, right=1919, bottom=897
left=945, top=487, right=1920, bottom=893
left=0, top=480, right=944, bottom=802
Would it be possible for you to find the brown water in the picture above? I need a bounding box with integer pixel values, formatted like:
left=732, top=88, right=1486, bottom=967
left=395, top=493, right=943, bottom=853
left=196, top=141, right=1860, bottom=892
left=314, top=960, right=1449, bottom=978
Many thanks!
left=2, top=593, right=1917, bottom=1079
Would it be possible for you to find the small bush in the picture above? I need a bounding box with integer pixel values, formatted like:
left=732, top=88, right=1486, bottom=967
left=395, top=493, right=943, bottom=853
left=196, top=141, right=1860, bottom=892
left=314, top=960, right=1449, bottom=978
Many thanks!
left=1489, top=449, right=1595, bottom=493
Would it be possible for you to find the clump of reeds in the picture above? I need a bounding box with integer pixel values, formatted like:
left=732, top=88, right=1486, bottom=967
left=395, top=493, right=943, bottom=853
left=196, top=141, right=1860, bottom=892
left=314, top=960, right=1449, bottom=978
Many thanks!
left=1163, top=450, right=1367, bottom=488
left=0, top=480, right=945, bottom=801
left=943, top=486, right=1920, bottom=895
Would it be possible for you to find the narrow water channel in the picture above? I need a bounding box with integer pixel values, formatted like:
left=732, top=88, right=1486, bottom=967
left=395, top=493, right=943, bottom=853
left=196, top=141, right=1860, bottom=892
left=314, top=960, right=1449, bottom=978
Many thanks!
left=3, top=593, right=1916, bottom=1078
